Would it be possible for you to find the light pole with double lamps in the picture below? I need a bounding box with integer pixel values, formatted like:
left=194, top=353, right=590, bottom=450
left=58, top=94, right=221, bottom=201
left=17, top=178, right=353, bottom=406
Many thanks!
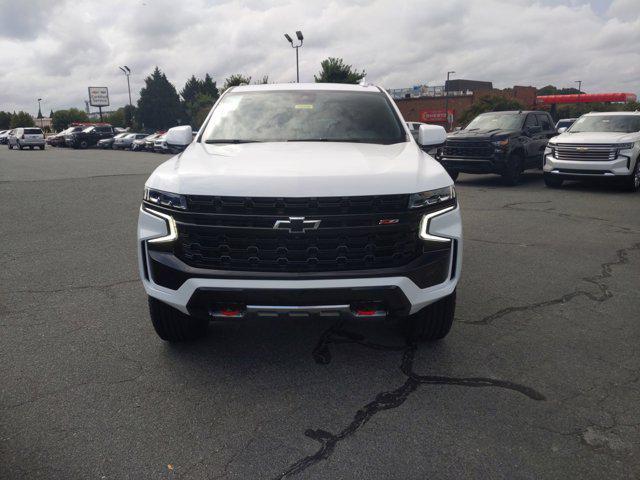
left=444, top=71, right=455, bottom=131
left=284, top=31, right=304, bottom=82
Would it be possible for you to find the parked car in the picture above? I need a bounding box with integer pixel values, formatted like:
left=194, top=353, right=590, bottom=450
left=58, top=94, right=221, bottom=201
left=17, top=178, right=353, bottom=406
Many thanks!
left=48, top=126, right=85, bottom=147
left=66, top=125, right=116, bottom=149
left=114, top=133, right=147, bottom=150
left=139, top=133, right=161, bottom=151
left=0, top=129, right=10, bottom=145
left=132, top=134, right=152, bottom=151
left=153, top=133, right=170, bottom=153
left=437, top=110, right=557, bottom=185
left=544, top=111, right=640, bottom=191
left=8, top=127, right=45, bottom=150
left=97, top=132, right=129, bottom=149
left=137, top=83, right=461, bottom=343
left=555, top=118, right=577, bottom=133
left=406, top=121, right=426, bottom=141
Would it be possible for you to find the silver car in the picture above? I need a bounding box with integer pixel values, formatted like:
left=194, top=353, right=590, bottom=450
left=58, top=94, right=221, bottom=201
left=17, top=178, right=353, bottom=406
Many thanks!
left=8, top=127, right=45, bottom=150
left=114, top=133, right=147, bottom=150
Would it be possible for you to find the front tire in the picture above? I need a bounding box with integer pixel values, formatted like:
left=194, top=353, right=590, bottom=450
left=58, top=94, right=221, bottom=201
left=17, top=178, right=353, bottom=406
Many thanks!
left=622, top=160, right=640, bottom=192
left=148, top=296, right=208, bottom=342
left=502, top=152, right=523, bottom=186
left=79, top=140, right=89, bottom=149
left=544, top=173, right=564, bottom=188
left=402, top=290, right=456, bottom=342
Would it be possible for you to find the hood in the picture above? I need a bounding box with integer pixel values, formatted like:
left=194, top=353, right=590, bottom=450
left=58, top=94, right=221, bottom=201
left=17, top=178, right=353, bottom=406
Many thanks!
left=145, top=141, right=451, bottom=197
left=446, top=128, right=519, bottom=141
left=552, top=131, right=637, bottom=144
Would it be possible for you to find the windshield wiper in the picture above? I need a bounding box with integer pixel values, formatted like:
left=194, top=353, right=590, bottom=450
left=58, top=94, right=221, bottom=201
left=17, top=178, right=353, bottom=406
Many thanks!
left=205, top=139, right=259, bottom=144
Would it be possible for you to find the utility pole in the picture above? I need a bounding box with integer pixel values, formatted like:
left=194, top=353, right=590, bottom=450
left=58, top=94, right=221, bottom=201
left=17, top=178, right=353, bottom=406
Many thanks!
left=284, top=31, right=304, bottom=82
left=444, top=71, right=455, bottom=131
left=575, top=80, right=582, bottom=100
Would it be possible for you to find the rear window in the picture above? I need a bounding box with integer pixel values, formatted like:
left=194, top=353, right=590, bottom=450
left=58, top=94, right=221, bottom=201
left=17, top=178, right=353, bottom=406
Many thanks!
left=24, top=128, right=43, bottom=134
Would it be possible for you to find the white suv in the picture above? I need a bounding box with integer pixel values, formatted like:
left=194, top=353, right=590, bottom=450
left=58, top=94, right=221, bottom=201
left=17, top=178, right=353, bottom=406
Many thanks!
left=544, top=111, right=640, bottom=191
left=137, top=83, right=462, bottom=343
left=8, top=127, right=45, bottom=150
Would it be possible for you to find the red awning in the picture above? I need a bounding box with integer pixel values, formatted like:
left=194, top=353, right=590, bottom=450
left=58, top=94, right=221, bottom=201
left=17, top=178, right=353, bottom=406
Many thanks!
left=537, top=93, right=637, bottom=104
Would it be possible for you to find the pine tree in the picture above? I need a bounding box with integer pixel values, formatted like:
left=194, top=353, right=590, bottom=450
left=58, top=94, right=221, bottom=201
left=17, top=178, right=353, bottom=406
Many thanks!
left=314, top=58, right=366, bottom=84
left=137, top=67, right=184, bottom=130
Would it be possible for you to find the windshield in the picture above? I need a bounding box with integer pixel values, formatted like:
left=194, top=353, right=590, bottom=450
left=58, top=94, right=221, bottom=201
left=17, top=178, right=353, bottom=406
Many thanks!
left=201, top=90, right=405, bottom=144
left=569, top=115, right=640, bottom=133
left=82, top=127, right=94, bottom=133
left=465, top=113, right=523, bottom=131
left=557, top=120, right=574, bottom=128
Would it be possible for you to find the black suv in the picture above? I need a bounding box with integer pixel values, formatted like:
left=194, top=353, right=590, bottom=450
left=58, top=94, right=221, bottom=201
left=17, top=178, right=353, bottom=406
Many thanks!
left=438, top=110, right=557, bottom=185
left=66, top=125, right=116, bottom=149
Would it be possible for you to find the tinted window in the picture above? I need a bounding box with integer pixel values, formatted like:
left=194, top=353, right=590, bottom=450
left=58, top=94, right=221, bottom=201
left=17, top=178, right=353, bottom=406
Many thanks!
left=466, top=113, right=523, bottom=131
left=569, top=115, right=640, bottom=133
left=202, top=90, right=406, bottom=144
left=524, top=115, right=538, bottom=128
left=536, top=114, right=552, bottom=131
left=24, top=128, right=42, bottom=134
left=96, top=126, right=112, bottom=133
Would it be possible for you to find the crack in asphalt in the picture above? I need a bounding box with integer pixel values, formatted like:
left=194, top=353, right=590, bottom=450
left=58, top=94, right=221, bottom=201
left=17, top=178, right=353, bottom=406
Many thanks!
left=460, top=242, right=640, bottom=326
left=272, top=324, right=545, bottom=479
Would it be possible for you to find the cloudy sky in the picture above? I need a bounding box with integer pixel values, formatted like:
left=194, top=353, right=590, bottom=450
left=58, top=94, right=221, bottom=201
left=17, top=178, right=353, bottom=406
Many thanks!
left=0, top=0, right=638, bottom=116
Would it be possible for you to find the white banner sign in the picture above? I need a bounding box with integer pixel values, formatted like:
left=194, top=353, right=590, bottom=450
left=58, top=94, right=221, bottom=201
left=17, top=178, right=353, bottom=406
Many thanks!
left=88, top=87, right=110, bottom=107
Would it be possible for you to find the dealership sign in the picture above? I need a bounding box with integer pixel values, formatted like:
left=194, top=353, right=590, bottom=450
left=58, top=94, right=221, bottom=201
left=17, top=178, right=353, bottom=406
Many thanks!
left=419, top=109, right=454, bottom=122
left=88, top=87, right=110, bottom=107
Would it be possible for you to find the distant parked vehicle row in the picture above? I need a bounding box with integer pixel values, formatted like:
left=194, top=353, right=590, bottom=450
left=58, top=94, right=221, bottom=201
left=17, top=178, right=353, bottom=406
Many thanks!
left=0, top=129, right=11, bottom=144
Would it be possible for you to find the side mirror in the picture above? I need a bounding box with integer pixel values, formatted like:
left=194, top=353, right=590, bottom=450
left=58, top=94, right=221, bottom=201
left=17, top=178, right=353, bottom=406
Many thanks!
left=418, top=124, right=447, bottom=147
left=557, top=127, right=567, bottom=134
left=165, top=125, right=193, bottom=147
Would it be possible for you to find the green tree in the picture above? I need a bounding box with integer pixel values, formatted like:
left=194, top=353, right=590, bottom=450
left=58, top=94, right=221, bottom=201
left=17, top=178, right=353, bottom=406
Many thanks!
left=458, top=95, right=525, bottom=125
left=51, top=108, right=89, bottom=131
left=137, top=67, right=183, bottom=130
left=0, top=111, right=11, bottom=129
left=222, top=74, right=251, bottom=92
left=10, top=111, right=35, bottom=128
left=314, top=57, right=366, bottom=84
left=537, top=85, right=582, bottom=95
left=102, top=108, right=126, bottom=127
left=180, top=73, right=219, bottom=126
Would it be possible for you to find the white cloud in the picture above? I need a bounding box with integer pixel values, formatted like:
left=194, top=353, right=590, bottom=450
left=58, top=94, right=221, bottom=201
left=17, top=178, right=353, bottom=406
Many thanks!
left=0, top=0, right=638, bottom=115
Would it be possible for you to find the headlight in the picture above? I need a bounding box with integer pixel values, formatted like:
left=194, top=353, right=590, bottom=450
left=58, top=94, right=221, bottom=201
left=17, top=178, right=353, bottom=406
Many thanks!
left=617, top=142, right=634, bottom=150
left=409, top=186, right=456, bottom=209
left=143, top=187, right=187, bottom=210
left=492, top=138, right=509, bottom=147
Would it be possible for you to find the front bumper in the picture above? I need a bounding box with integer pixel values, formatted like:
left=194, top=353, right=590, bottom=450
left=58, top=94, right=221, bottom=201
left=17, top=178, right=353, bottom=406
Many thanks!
left=438, top=153, right=507, bottom=174
left=137, top=205, right=463, bottom=316
left=543, top=153, right=635, bottom=177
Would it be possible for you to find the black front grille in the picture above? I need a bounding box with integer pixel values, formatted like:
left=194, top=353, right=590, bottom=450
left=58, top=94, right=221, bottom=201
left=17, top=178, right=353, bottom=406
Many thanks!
left=146, top=195, right=450, bottom=273
left=442, top=140, right=493, bottom=158
left=186, top=194, right=409, bottom=215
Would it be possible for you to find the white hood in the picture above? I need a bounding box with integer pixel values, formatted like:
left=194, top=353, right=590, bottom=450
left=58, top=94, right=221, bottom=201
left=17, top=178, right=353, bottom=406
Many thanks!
left=553, top=131, right=637, bottom=144
left=146, top=141, right=452, bottom=197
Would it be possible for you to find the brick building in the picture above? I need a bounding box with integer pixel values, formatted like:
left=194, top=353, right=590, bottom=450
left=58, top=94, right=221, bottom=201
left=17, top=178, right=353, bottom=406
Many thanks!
left=394, top=84, right=537, bottom=130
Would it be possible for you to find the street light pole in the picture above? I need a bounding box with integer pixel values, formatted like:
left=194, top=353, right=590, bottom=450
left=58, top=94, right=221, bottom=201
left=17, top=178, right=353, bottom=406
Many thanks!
left=575, top=80, right=582, bottom=99
left=119, top=66, right=133, bottom=126
left=37, top=98, right=43, bottom=128
left=444, top=70, right=455, bottom=131
left=284, top=31, right=304, bottom=82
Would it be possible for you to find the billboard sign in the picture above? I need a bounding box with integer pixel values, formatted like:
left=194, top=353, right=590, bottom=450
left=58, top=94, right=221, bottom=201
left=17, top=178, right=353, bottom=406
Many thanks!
left=419, top=109, right=454, bottom=123
left=88, top=87, right=110, bottom=107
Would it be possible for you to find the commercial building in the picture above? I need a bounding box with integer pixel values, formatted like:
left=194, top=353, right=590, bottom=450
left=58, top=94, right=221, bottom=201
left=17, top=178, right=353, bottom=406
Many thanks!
left=391, top=79, right=537, bottom=130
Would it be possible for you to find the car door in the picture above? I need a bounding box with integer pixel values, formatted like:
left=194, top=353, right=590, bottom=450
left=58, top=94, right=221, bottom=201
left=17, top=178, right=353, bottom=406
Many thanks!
left=522, top=114, right=542, bottom=162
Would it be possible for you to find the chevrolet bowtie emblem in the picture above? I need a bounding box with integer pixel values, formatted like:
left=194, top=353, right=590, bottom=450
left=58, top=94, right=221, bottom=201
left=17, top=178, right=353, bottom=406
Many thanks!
left=273, top=217, right=321, bottom=233
left=576, top=147, right=589, bottom=152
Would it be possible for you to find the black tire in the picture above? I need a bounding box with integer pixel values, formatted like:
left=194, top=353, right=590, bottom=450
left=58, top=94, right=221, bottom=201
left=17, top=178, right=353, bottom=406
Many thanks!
left=79, top=140, right=89, bottom=149
left=148, top=296, right=208, bottom=342
left=18, top=142, right=24, bottom=150
left=446, top=169, right=459, bottom=181
left=544, top=173, right=563, bottom=188
left=402, top=290, right=456, bottom=342
left=502, top=152, right=524, bottom=186
left=8, top=143, right=12, bottom=150
left=29, top=146, right=34, bottom=150
left=39, top=145, right=45, bottom=150
left=622, top=160, right=640, bottom=192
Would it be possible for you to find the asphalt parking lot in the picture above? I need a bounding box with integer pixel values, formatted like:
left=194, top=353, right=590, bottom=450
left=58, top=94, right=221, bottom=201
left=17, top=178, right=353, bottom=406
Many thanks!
left=1, top=147, right=639, bottom=479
